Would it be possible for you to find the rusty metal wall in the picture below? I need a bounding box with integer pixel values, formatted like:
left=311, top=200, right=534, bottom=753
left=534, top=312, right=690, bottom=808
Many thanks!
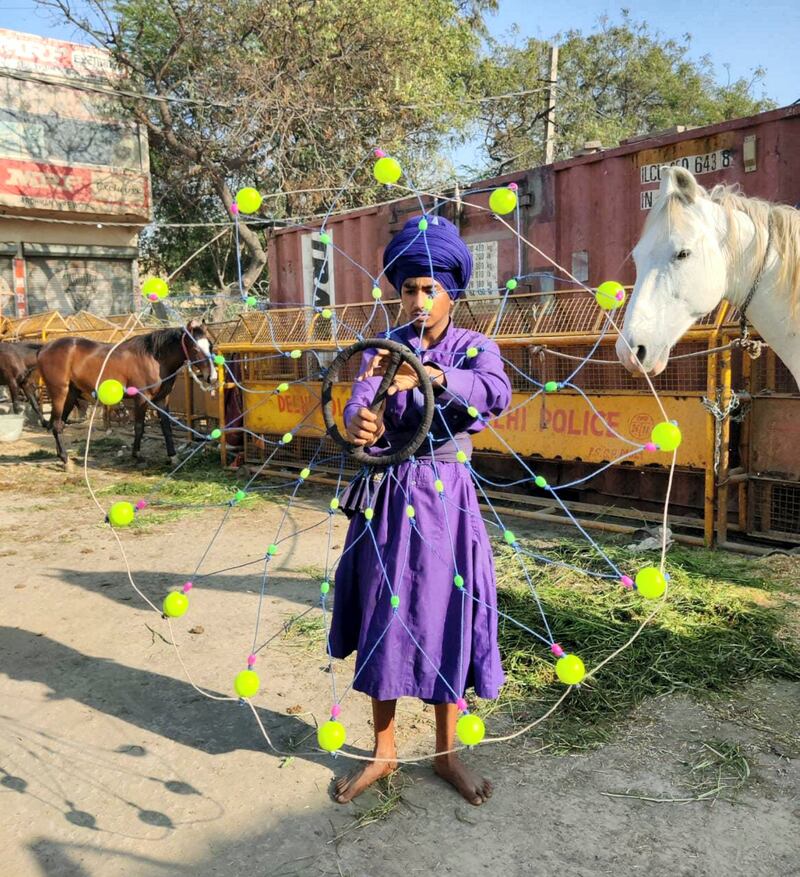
left=267, top=105, right=800, bottom=306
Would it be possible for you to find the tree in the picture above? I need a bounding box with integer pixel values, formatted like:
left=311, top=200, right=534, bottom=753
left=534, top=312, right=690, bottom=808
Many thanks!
left=475, top=12, right=775, bottom=174
left=43, top=0, right=496, bottom=293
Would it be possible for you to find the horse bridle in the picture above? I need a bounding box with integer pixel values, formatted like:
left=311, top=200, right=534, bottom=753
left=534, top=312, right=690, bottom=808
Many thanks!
left=181, top=331, right=216, bottom=392
left=738, top=211, right=772, bottom=339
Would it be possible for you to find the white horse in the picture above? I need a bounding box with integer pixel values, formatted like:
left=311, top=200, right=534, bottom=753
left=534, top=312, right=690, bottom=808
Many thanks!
left=616, top=166, right=800, bottom=385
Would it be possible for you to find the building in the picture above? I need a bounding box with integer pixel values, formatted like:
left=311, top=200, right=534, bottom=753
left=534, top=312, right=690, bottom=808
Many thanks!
left=0, top=28, right=150, bottom=318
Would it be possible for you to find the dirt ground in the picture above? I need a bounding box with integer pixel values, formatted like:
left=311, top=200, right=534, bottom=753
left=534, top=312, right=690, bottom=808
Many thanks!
left=1, top=425, right=799, bottom=877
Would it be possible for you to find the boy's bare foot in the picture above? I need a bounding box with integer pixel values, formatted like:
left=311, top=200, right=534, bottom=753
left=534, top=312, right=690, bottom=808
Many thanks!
left=333, top=757, right=397, bottom=804
left=433, top=754, right=493, bottom=805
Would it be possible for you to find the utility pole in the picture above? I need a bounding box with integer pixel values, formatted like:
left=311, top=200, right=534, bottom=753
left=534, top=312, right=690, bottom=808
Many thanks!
left=543, top=44, right=559, bottom=165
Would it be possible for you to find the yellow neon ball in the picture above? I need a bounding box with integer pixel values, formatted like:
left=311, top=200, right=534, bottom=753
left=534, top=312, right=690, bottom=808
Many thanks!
left=373, top=157, right=402, bottom=185
left=235, top=187, right=262, bottom=214
left=108, top=501, right=134, bottom=527
left=234, top=669, right=260, bottom=698
left=162, top=591, right=188, bottom=618
left=556, top=654, right=586, bottom=685
left=651, top=422, right=682, bottom=452
left=97, top=379, right=124, bottom=406
left=141, top=277, right=169, bottom=299
left=317, top=719, right=346, bottom=752
left=456, top=713, right=485, bottom=746
left=635, top=567, right=667, bottom=599
left=595, top=280, right=626, bottom=311
left=489, top=187, right=517, bottom=215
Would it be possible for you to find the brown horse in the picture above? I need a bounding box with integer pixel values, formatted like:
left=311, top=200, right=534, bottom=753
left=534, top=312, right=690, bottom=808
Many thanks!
left=0, top=340, right=45, bottom=426
left=37, top=320, right=215, bottom=466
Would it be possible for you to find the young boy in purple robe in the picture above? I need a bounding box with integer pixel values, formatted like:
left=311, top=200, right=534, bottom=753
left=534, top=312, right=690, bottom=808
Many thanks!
left=329, top=215, right=511, bottom=806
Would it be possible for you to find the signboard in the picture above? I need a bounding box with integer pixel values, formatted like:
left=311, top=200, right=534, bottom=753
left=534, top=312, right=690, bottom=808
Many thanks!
left=466, top=240, right=498, bottom=296
left=302, top=231, right=335, bottom=309
left=636, top=133, right=736, bottom=211
left=243, top=382, right=709, bottom=469
left=0, top=28, right=150, bottom=220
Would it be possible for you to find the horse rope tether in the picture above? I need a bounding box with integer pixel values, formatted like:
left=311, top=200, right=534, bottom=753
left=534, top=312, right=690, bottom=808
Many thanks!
left=75, top=154, right=800, bottom=766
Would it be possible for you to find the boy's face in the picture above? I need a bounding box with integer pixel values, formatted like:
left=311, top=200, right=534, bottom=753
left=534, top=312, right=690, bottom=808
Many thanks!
left=400, top=277, right=453, bottom=329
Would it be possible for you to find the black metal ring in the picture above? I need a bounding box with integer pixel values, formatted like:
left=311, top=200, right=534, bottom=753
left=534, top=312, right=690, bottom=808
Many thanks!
left=321, top=338, right=435, bottom=468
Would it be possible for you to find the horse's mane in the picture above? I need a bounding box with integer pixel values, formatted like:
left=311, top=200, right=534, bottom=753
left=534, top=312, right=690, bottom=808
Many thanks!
left=125, top=327, right=183, bottom=358
left=645, top=183, right=800, bottom=316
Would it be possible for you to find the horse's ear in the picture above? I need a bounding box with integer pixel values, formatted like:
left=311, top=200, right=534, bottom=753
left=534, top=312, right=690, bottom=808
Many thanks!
left=186, top=319, right=201, bottom=332
left=659, top=166, right=701, bottom=204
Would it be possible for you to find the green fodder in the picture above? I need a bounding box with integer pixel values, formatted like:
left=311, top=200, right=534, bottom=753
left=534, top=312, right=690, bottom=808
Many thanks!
left=491, top=539, right=800, bottom=750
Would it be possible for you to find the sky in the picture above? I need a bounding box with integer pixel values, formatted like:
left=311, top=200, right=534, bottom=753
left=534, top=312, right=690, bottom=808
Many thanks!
left=1, top=0, right=798, bottom=172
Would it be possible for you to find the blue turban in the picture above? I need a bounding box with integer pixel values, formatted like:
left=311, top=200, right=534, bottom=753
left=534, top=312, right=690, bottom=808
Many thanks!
left=382, top=215, right=472, bottom=300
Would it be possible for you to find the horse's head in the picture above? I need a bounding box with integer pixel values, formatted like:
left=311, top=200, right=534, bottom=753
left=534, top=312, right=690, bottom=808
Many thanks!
left=616, top=167, right=728, bottom=376
left=184, top=320, right=216, bottom=389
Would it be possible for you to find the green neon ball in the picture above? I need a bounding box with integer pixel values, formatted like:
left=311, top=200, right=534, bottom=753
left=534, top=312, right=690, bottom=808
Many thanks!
left=556, top=654, right=586, bottom=685
left=423, top=296, right=434, bottom=312
left=234, top=669, right=260, bottom=698
left=289, top=349, right=302, bottom=359
left=108, top=501, right=134, bottom=527
left=434, top=479, right=444, bottom=493
left=406, top=505, right=415, bottom=518
left=506, top=278, right=518, bottom=290
left=281, top=433, right=293, bottom=444
left=318, top=231, right=331, bottom=245
left=321, top=308, right=333, bottom=319
left=364, top=507, right=374, bottom=521
left=535, top=475, right=548, bottom=489
left=142, top=276, right=169, bottom=299
left=320, top=580, right=330, bottom=595
left=235, top=490, right=246, bottom=502
left=503, top=530, right=516, bottom=545
left=390, top=594, right=400, bottom=608
left=330, top=498, right=339, bottom=511
left=213, top=353, right=225, bottom=366
left=97, top=379, right=124, bottom=406
left=372, top=286, right=383, bottom=300
left=267, top=544, right=278, bottom=556
left=162, top=591, right=188, bottom=618
left=373, top=156, right=402, bottom=185
left=595, top=280, right=626, bottom=311
left=635, top=566, right=667, bottom=599
left=489, top=187, right=517, bottom=215
left=300, top=468, right=311, bottom=480
left=544, top=381, right=559, bottom=393
left=246, top=295, right=257, bottom=307
left=467, top=406, right=479, bottom=419
left=456, top=713, right=485, bottom=746
left=210, top=428, right=222, bottom=440
left=454, top=574, right=464, bottom=589
left=277, top=382, right=289, bottom=393
left=456, top=450, right=468, bottom=464
left=235, top=187, right=262, bottom=215
left=651, top=422, right=682, bottom=453
left=318, top=719, right=347, bottom=752
left=418, top=218, right=428, bottom=231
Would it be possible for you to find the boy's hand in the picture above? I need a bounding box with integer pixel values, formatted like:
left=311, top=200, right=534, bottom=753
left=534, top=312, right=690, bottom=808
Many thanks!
left=346, top=406, right=385, bottom=446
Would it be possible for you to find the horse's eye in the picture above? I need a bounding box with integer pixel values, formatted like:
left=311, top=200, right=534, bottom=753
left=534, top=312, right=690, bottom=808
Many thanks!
left=674, top=249, right=691, bottom=261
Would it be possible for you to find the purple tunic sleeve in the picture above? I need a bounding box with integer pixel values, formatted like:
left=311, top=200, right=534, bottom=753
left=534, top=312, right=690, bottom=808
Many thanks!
left=438, top=338, right=511, bottom=429
left=343, top=352, right=381, bottom=429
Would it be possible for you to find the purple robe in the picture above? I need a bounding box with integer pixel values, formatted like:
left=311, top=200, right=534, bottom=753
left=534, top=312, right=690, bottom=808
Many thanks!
left=328, top=321, right=512, bottom=702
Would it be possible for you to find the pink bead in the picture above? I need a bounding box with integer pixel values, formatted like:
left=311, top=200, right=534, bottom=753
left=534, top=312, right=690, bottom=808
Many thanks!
left=645, top=442, right=657, bottom=452
left=229, top=203, right=239, bottom=214
left=508, top=182, right=518, bottom=191
left=616, top=290, right=625, bottom=300
left=374, top=148, right=387, bottom=158
left=182, top=581, right=193, bottom=593
left=330, top=704, right=341, bottom=718
left=134, top=500, right=147, bottom=511
left=456, top=697, right=468, bottom=712
left=620, top=575, right=634, bottom=589
left=126, top=386, right=138, bottom=396
left=247, top=654, right=257, bottom=667
left=550, top=643, right=565, bottom=658
left=147, top=293, right=158, bottom=301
